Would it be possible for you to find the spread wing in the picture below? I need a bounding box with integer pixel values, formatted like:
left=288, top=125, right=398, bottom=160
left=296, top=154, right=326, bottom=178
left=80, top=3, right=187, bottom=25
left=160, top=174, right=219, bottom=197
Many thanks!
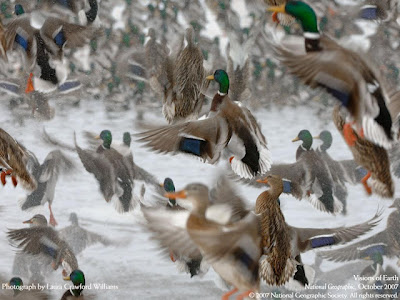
left=293, top=209, right=383, bottom=251
left=136, top=115, right=230, bottom=163
left=142, top=208, right=202, bottom=260
left=74, top=132, right=117, bottom=201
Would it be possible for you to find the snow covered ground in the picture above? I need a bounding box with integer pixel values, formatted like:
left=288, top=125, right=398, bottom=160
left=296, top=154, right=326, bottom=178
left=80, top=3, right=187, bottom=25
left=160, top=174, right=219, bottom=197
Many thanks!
left=0, top=98, right=398, bottom=299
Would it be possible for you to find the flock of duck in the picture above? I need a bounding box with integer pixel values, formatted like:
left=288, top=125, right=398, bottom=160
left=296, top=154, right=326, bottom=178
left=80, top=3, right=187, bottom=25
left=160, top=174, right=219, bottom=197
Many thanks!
left=0, top=0, right=400, bottom=299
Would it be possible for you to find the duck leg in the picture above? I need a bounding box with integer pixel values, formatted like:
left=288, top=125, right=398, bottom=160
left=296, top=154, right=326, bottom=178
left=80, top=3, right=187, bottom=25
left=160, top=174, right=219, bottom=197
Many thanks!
left=25, top=73, right=34, bottom=94
left=169, top=250, right=176, bottom=262
left=236, top=290, right=253, bottom=300
left=1, top=169, right=13, bottom=185
left=221, top=288, right=238, bottom=300
left=272, top=12, right=279, bottom=23
left=48, top=203, right=58, bottom=226
left=361, top=171, right=372, bottom=195
left=343, top=123, right=357, bottom=146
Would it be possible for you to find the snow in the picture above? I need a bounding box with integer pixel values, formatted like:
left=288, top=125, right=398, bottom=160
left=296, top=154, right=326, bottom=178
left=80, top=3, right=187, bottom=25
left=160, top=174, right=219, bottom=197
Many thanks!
left=0, top=99, right=397, bottom=299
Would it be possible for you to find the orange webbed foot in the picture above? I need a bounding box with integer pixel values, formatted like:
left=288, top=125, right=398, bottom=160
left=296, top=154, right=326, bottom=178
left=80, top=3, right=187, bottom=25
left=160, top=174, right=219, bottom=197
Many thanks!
left=343, top=123, right=357, bottom=146
left=361, top=171, right=372, bottom=195
left=229, top=156, right=234, bottom=164
left=1, top=171, right=6, bottom=185
left=169, top=251, right=176, bottom=262
left=221, top=288, right=238, bottom=300
left=11, top=176, right=17, bottom=187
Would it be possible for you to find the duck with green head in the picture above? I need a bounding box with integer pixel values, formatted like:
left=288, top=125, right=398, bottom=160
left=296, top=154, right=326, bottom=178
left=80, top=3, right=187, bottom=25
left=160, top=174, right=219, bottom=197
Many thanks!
left=8, top=277, right=23, bottom=297
left=62, top=270, right=85, bottom=299
left=163, top=177, right=179, bottom=208
left=292, top=129, right=313, bottom=160
left=137, top=69, right=271, bottom=180
left=292, top=129, right=343, bottom=214
left=74, top=130, right=134, bottom=213
left=268, top=1, right=395, bottom=149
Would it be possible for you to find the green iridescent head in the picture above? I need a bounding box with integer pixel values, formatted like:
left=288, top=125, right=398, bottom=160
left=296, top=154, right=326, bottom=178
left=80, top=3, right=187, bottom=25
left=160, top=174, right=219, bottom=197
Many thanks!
left=363, top=251, right=383, bottom=267
left=123, top=132, right=131, bottom=147
left=99, top=130, right=112, bottom=149
left=293, top=129, right=313, bottom=150
left=315, top=130, right=332, bottom=151
left=269, top=1, right=319, bottom=34
left=9, top=277, right=23, bottom=296
left=64, top=270, right=85, bottom=296
left=14, top=4, right=25, bottom=15
left=163, top=178, right=176, bottom=206
left=207, top=69, right=229, bottom=95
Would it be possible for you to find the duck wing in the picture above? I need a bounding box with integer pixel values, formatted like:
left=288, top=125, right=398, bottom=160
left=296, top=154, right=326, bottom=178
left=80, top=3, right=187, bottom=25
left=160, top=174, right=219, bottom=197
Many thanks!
left=142, top=208, right=202, bottom=260
left=136, top=114, right=230, bottom=164
left=292, top=209, right=382, bottom=252
left=74, top=133, right=117, bottom=202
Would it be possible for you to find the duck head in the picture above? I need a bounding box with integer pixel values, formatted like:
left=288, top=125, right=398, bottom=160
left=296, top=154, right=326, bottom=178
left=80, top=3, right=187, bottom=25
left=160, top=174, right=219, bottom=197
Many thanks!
left=362, top=251, right=384, bottom=269
left=123, top=132, right=131, bottom=147
left=257, top=174, right=284, bottom=196
left=162, top=178, right=177, bottom=206
left=8, top=277, right=23, bottom=296
left=23, top=214, right=48, bottom=227
left=206, top=69, right=230, bottom=96
left=314, top=130, right=332, bottom=152
left=164, top=183, right=209, bottom=215
left=268, top=1, right=319, bottom=35
left=96, top=130, right=112, bottom=149
left=14, top=4, right=25, bottom=16
left=64, top=269, right=85, bottom=297
left=292, top=129, right=313, bottom=150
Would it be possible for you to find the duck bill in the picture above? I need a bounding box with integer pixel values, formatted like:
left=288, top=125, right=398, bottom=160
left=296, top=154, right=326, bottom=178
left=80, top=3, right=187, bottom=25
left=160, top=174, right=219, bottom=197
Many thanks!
left=159, top=183, right=164, bottom=188
left=362, top=256, right=371, bottom=260
left=94, top=135, right=101, bottom=139
left=292, top=136, right=300, bottom=142
left=63, top=276, right=71, bottom=281
left=313, top=136, right=320, bottom=140
left=206, top=75, right=214, bottom=81
left=22, top=219, right=32, bottom=224
left=164, top=190, right=187, bottom=199
left=267, top=4, right=286, bottom=14
left=256, top=178, right=269, bottom=184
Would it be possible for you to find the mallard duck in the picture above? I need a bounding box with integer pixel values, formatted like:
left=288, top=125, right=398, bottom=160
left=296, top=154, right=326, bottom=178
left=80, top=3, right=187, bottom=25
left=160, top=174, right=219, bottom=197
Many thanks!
left=332, top=105, right=394, bottom=197
left=20, top=150, right=75, bottom=226
left=162, top=177, right=184, bottom=210
left=11, top=215, right=53, bottom=285
left=5, top=2, right=98, bottom=93
left=237, top=130, right=342, bottom=214
left=7, top=215, right=78, bottom=278
left=2, top=277, right=49, bottom=299
left=149, top=27, right=209, bottom=124
left=59, top=213, right=112, bottom=254
left=167, top=27, right=208, bottom=123
left=0, top=128, right=36, bottom=190
left=292, top=129, right=342, bottom=213
left=256, top=174, right=382, bottom=288
left=85, top=130, right=163, bottom=193
left=62, top=270, right=89, bottom=299
left=142, top=179, right=261, bottom=300
left=137, top=69, right=271, bottom=179
left=319, top=198, right=400, bottom=267
left=74, top=131, right=135, bottom=212
left=268, top=1, right=396, bottom=149
left=313, top=130, right=370, bottom=214
left=160, top=177, right=205, bottom=277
